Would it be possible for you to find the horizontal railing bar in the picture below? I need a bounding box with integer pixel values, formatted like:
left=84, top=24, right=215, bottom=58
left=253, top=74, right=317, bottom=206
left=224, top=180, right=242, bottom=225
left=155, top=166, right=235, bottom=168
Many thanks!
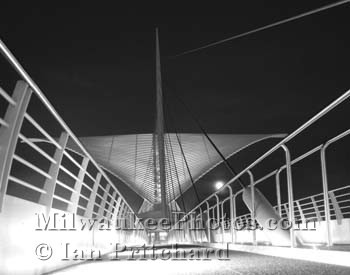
left=95, top=192, right=104, bottom=202
left=337, top=199, right=350, bottom=205
left=332, top=192, right=350, bottom=199
left=13, top=154, right=52, bottom=180
left=60, top=166, right=79, bottom=182
left=103, top=200, right=112, bottom=208
left=282, top=194, right=349, bottom=209
left=301, top=206, right=319, bottom=212
left=99, top=185, right=115, bottom=201
left=24, top=113, right=62, bottom=149
left=8, top=175, right=46, bottom=194
left=330, top=185, right=350, bottom=193
left=0, top=117, right=9, bottom=128
left=84, top=171, right=95, bottom=182
left=325, top=129, right=350, bottom=149
left=298, top=195, right=323, bottom=202
left=63, top=150, right=83, bottom=169
left=254, top=145, right=324, bottom=187
left=340, top=211, right=350, bottom=215
left=19, top=133, right=56, bottom=164
left=254, top=170, right=276, bottom=185
left=0, top=86, right=16, bottom=106
left=77, top=205, right=87, bottom=211
left=235, top=203, right=350, bottom=222
left=79, top=193, right=90, bottom=202
left=297, top=201, right=315, bottom=207
left=81, top=181, right=93, bottom=192
left=53, top=195, right=73, bottom=205
left=56, top=180, right=77, bottom=194
left=300, top=198, right=324, bottom=205
left=62, top=151, right=97, bottom=184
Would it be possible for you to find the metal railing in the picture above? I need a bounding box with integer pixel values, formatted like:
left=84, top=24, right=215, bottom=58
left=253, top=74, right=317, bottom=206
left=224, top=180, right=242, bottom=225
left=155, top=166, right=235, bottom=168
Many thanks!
left=234, top=185, right=350, bottom=228
left=169, top=85, right=350, bottom=247
left=0, top=38, right=146, bottom=240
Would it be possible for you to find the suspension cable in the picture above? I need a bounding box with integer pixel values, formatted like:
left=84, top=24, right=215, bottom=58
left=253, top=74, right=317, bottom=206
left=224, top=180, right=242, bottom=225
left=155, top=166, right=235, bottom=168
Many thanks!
left=165, top=97, right=202, bottom=205
left=164, top=133, right=180, bottom=220
left=167, top=88, right=245, bottom=188
left=164, top=113, right=187, bottom=214
left=172, top=0, right=350, bottom=58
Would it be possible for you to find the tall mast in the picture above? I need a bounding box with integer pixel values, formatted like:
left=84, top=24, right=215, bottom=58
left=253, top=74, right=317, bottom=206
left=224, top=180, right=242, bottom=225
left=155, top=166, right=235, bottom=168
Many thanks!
left=155, top=28, right=168, bottom=218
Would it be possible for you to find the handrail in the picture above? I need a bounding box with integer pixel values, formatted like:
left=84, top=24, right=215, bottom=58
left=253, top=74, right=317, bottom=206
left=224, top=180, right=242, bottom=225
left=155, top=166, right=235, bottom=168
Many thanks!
left=172, top=119, right=350, bottom=230
left=0, top=38, right=137, bottom=217
left=234, top=185, right=350, bottom=222
left=223, top=88, right=350, bottom=197
left=253, top=129, right=350, bottom=187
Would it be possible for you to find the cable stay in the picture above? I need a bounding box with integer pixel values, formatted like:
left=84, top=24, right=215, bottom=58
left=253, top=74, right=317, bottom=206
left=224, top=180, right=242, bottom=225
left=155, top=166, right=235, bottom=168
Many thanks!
left=172, top=0, right=350, bottom=58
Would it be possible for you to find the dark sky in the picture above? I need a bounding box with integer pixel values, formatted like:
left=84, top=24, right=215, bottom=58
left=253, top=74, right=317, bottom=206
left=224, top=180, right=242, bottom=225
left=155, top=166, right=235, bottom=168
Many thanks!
left=1, top=1, right=349, bottom=135
left=1, top=1, right=350, bottom=212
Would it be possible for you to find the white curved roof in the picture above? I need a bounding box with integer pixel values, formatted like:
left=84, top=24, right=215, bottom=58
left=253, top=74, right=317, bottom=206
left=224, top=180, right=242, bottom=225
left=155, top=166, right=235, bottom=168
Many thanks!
left=74, top=133, right=285, bottom=204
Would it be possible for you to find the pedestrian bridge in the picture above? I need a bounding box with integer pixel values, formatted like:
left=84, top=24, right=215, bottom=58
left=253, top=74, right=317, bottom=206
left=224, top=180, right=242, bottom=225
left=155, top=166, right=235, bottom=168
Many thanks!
left=1, top=32, right=350, bottom=274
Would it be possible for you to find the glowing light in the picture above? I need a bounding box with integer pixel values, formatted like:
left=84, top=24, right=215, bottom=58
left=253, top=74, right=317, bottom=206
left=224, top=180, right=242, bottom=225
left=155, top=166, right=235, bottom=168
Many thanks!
left=215, top=181, right=224, bottom=190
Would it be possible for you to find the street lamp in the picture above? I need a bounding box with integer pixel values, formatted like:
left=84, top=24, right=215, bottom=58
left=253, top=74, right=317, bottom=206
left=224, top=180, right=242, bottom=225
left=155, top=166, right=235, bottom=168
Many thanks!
left=215, top=181, right=224, bottom=190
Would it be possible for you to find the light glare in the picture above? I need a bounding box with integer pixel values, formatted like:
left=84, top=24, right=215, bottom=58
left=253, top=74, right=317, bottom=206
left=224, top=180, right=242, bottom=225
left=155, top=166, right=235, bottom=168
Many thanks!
left=215, top=181, right=224, bottom=190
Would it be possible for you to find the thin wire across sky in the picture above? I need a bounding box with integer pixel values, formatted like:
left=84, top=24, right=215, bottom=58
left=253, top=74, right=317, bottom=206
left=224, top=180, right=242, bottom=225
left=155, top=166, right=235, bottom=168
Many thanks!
left=172, top=0, right=350, bottom=58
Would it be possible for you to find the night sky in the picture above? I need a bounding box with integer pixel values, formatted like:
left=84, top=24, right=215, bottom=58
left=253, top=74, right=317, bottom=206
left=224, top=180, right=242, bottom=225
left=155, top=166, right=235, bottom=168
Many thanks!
left=1, top=1, right=350, bottom=212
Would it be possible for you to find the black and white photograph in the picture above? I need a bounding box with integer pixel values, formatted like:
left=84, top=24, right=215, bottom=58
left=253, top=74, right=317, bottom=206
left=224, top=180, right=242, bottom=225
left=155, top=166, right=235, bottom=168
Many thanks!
left=0, top=1, right=350, bottom=274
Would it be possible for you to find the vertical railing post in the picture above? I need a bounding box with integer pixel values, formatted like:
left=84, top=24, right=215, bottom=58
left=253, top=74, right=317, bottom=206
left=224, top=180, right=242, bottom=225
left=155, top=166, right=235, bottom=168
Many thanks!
left=118, top=203, right=127, bottom=242
left=276, top=168, right=282, bottom=217
left=68, top=157, right=89, bottom=214
left=130, top=213, right=135, bottom=232
left=247, top=170, right=257, bottom=245
left=310, top=197, right=321, bottom=222
left=221, top=201, right=225, bottom=243
left=205, top=201, right=211, bottom=243
left=199, top=208, right=203, bottom=242
left=86, top=172, right=101, bottom=218
left=320, top=145, right=332, bottom=246
left=214, top=194, right=220, bottom=226
left=194, top=213, right=198, bottom=242
left=233, top=194, right=237, bottom=243
left=125, top=211, right=131, bottom=231
left=0, top=81, right=32, bottom=211
left=190, top=212, right=195, bottom=242
left=39, top=132, right=69, bottom=215
left=114, top=197, right=124, bottom=243
left=173, top=210, right=178, bottom=241
left=112, top=196, right=122, bottom=226
left=329, top=191, right=343, bottom=225
left=122, top=210, right=129, bottom=242
left=296, top=201, right=306, bottom=224
left=228, top=185, right=235, bottom=243
left=215, top=194, right=220, bottom=242
left=281, top=144, right=296, bottom=248
left=182, top=217, right=186, bottom=243
left=107, top=190, right=117, bottom=221
left=196, top=211, right=200, bottom=242
left=117, top=202, right=126, bottom=229
left=98, top=185, right=110, bottom=220
left=186, top=213, right=191, bottom=242
left=198, top=207, right=203, bottom=243
left=283, top=204, right=289, bottom=219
